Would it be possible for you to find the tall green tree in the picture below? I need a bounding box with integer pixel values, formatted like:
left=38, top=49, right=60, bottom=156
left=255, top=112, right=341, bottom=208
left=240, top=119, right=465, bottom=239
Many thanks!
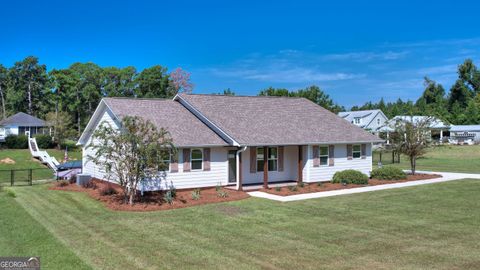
left=135, top=65, right=172, bottom=98
left=6, top=56, right=49, bottom=117
left=458, top=59, right=480, bottom=93
left=0, top=64, right=7, bottom=119
left=448, top=79, right=471, bottom=110
left=103, top=66, right=137, bottom=97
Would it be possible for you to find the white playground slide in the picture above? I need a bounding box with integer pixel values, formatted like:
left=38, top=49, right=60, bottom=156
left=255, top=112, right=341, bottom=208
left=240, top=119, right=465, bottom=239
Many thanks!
left=28, top=137, right=60, bottom=171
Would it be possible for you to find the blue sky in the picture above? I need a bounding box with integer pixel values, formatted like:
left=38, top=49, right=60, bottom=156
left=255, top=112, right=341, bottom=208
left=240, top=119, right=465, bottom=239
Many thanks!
left=1, top=0, right=479, bottom=108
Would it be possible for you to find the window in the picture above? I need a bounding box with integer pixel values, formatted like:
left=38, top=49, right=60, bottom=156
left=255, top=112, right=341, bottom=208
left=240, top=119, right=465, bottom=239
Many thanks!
left=319, top=146, right=329, bottom=166
left=377, top=118, right=380, bottom=125
left=352, top=145, right=361, bottom=159
left=257, top=147, right=278, bottom=172
left=159, top=150, right=170, bottom=171
left=268, top=147, right=278, bottom=171
left=354, top=117, right=361, bottom=124
left=191, top=149, right=203, bottom=170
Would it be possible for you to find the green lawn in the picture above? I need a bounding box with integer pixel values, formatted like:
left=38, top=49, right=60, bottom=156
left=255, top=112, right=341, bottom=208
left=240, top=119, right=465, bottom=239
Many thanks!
left=374, top=145, right=480, bottom=174
left=3, top=180, right=480, bottom=269
left=0, top=149, right=82, bottom=183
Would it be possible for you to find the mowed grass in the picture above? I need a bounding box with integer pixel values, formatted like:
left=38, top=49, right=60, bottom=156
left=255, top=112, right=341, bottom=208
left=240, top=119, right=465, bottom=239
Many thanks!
left=0, top=149, right=82, bottom=183
left=374, top=145, right=480, bottom=174
left=7, top=180, right=480, bottom=269
left=0, top=188, right=91, bottom=269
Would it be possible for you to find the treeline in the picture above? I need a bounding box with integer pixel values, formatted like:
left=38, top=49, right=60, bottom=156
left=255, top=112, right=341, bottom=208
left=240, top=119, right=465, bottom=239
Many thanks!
left=350, top=59, right=480, bottom=125
left=0, top=56, right=193, bottom=143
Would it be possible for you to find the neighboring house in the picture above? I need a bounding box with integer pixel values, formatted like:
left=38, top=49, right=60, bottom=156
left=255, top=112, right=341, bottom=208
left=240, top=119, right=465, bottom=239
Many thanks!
left=78, top=94, right=382, bottom=191
left=386, top=115, right=450, bottom=142
left=0, top=112, right=49, bottom=142
left=338, top=109, right=389, bottom=134
left=450, top=125, right=480, bottom=143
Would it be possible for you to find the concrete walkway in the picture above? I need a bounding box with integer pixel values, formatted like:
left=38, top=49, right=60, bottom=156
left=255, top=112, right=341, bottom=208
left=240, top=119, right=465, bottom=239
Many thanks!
left=247, top=171, right=480, bottom=202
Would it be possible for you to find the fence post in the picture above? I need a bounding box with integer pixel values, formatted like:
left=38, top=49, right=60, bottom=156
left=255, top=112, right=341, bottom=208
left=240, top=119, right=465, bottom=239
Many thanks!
left=10, top=170, right=14, bottom=186
left=29, top=169, right=33, bottom=186
left=392, top=151, right=395, bottom=164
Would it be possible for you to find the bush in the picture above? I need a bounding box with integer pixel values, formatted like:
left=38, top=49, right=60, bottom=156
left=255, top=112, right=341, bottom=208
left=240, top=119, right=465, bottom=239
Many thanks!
left=298, top=182, right=305, bottom=188
left=5, top=135, right=28, bottom=149
left=163, top=190, right=174, bottom=204
left=191, top=189, right=201, bottom=200
left=317, top=182, right=323, bottom=187
left=371, top=167, right=407, bottom=180
left=215, top=183, right=222, bottom=192
left=82, top=180, right=97, bottom=189
left=34, top=134, right=55, bottom=149
left=274, top=186, right=281, bottom=192
left=59, top=139, right=79, bottom=151
left=217, top=190, right=229, bottom=198
left=99, top=185, right=118, bottom=196
left=68, top=174, right=77, bottom=184
left=288, top=185, right=298, bottom=192
left=57, top=180, right=69, bottom=187
left=332, top=170, right=369, bottom=185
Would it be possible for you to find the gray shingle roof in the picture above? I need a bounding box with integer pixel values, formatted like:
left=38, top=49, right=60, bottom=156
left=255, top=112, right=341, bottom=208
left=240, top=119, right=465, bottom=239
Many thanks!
left=103, top=98, right=228, bottom=147
left=0, top=112, right=46, bottom=127
left=179, top=94, right=381, bottom=145
left=338, top=109, right=382, bottom=128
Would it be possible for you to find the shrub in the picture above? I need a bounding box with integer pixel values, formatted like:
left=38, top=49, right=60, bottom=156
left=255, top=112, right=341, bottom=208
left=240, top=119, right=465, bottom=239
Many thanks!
left=163, top=190, right=174, bottom=204
left=34, top=134, right=55, bottom=149
left=5, top=135, right=28, bottom=149
left=371, top=167, right=407, bottom=180
left=68, top=174, right=77, bottom=184
left=191, top=189, right=201, bottom=200
left=5, top=188, right=16, bottom=198
left=274, top=186, right=281, bottom=192
left=82, top=180, right=97, bottom=189
left=215, top=183, right=222, bottom=192
left=57, top=180, right=69, bottom=187
left=317, top=182, right=323, bottom=187
left=99, top=185, right=118, bottom=196
left=288, top=185, right=298, bottom=192
left=217, top=190, right=229, bottom=198
left=59, top=139, right=79, bottom=151
left=298, top=182, right=305, bottom=188
left=332, top=170, right=369, bottom=185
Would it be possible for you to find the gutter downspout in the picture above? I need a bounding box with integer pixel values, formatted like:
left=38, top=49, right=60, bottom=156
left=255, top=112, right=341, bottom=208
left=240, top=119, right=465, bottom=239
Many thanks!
left=236, top=146, right=247, bottom=190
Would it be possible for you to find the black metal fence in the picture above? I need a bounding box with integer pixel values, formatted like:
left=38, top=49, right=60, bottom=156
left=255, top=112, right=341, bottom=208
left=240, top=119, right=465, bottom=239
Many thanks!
left=0, top=168, right=54, bottom=186
left=372, top=150, right=401, bottom=166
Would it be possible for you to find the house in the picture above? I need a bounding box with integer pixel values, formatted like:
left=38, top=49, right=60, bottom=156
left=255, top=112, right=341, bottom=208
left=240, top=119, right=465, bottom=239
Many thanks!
left=450, top=125, right=480, bottom=143
left=0, top=112, right=50, bottom=142
left=386, top=116, right=450, bottom=142
left=78, top=94, right=382, bottom=191
left=338, top=109, right=389, bottom=134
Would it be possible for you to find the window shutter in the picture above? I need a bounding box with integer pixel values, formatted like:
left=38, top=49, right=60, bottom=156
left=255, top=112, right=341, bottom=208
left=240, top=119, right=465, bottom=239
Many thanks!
left=347, top=144, right=353, bottom=160
left=278, top=146, right=284, bottom=172
left=183, top=148, right=191, bottom=172
left=203, top=148, right=211, bottom=171
left=250, top=147, right=256, bottom=173
left=170, top=152, right=178, bottom=173
left=312, top=145, right=320, bottom=167
left=328, top=145, right=335, bottom=166
left=361, top=144, right=367, bottom=159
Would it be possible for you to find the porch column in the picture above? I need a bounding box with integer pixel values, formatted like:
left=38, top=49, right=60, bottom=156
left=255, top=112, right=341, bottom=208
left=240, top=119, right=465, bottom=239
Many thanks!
left=263, top=146, right=268, bottom=189
left=297, top=145, right=303, bottom=184
left=386, top=132, right=390, bottom=145
left=440, top=129, right=443, bottom=143
left=238, top=152, right=243, bottom=191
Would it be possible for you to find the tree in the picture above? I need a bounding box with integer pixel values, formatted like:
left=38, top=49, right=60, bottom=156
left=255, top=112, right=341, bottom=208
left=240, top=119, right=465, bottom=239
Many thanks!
left=103, top=66, right=137, bottom=97
left=448, top=79, right=471, bottom=110
left=45, top=111, right=74, bottom=148
left=0, top=64, right=7, bottom=119
left=392, top=116, right=433, bottom=174
left=136, top=65, right=171, bottom=98
left=168, top=67, right=193, bottom=95
left=458, top=59, right=480, bottom=93
left=296, top=85, right=345, bottom=113
left=6, top=56, right=49, bottom=117
left=87, top=116, right=175, bottom=205
left=258, top=87, right=290, bottom=97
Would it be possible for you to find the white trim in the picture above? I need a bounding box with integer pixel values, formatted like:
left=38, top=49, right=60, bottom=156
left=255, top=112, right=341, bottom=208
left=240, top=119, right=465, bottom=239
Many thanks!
left=190, top=148, right=203, bottom=171
left=318, top=145, right=329, bottom=166
left=352, top=144, right=361, bottom=159
left=77, top=99, right=121, bottom=146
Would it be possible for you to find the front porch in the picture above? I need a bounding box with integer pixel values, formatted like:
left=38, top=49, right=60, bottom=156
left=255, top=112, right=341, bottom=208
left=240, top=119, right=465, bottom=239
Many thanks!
left=232, top=145, right=306, bottom=191
left=226, top=180, right=298, bottom=191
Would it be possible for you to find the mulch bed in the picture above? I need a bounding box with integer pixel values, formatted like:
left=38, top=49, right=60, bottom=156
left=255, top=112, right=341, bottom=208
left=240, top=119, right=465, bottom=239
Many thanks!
left=261, top=173, right=442, bottom=196
left=49, top=179, right=250, bottom=212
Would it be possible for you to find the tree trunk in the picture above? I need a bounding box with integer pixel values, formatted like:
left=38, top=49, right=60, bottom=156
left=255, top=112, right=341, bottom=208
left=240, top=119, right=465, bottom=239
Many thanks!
left=0, top=85, right=5, bottom=119
left=27, top=82, right=33, bottom=115
left=410, top=156, right=416, bottom=175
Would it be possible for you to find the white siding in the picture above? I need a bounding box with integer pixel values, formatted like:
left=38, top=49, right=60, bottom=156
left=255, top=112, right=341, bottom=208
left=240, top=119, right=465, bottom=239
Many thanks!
left=141, top=147, right=229, bottom=191
left=366, top=112, right=388, bottom=132
left=241, top=146, right=298, bottom=184
left=305, top=144, right=372, bottom=182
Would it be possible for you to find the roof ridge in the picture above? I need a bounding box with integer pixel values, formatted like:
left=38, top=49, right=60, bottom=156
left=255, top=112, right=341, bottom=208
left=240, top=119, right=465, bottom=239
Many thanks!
left=180, top=93, right=306, bottom=99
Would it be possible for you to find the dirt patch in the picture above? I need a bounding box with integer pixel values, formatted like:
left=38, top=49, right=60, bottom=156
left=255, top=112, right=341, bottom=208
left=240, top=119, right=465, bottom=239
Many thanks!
left=49, top=179, right=250, bottom=212
left=0, top=158, right=15, bottom=164
left=262, top=173, right=442, bottom=196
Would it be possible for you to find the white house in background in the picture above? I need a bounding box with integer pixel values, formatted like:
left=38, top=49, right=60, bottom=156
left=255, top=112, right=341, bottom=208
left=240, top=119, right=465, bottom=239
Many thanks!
left=0, top=112, right=49, bottom=142
left=385, top=115, right=450, bottom=142
left=450, top=125, right=480, bottom=143
left=338, top=109, right=389, bottom=134
left=78, top=94, right=382, bottom=191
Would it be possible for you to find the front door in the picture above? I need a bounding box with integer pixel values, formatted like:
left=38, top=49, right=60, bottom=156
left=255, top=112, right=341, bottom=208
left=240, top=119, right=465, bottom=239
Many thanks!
left=228, top=150, right=237, bottom=183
